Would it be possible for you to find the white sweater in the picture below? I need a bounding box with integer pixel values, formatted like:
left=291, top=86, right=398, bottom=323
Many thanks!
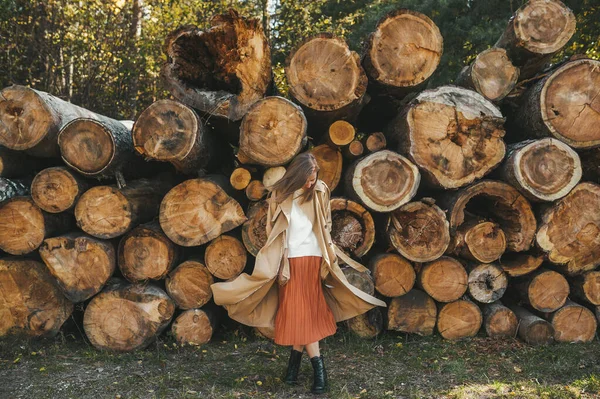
left=286, top=189, right=323, bottom=258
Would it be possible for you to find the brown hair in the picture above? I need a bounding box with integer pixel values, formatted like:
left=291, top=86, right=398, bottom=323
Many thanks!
left=267, top=152, right=320, bottom=204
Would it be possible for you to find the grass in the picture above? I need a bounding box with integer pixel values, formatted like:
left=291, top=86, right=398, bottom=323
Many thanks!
left=1, top=324, right=599, bottom=399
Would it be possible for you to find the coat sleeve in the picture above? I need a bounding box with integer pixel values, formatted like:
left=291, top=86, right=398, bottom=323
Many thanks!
left=324, top=183, right=332, bottom=233
left=266, top=191, right=275, bottom=238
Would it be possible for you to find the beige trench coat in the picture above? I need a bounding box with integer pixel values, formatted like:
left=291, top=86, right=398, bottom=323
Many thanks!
left=210, top=179, right=386, bottom=329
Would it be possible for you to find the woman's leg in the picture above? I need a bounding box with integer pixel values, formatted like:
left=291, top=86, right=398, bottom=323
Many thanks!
left=293, top=344, right=305, bottom=352
left=305, top=341, right=320, bottom=358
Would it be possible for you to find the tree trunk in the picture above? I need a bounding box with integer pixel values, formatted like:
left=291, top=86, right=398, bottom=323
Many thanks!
left=0, top=146, right=49, bottom=178
left=482, top=301, right=518, bottom=339
left=344, top=150, right=420, bottom=212
left=165, top=260, right=214, bottom=310
left=205, top=235, right=247, bottom=280
left=417, top=256, right=468, bottom=303
left=171, top=307, right=219, bottom=346
left=436, top=298, right=482, bottom=340
left=387, top=289, right=437, bottom=335
left=536, top=183, right=600, bottom=275
left=570, top=271, right=600, bottom=306
left=0, top=177, right=30, bottom=203
left=497, top=252, right=544, bottom=277
left=466, top=262, right=508, bottom=304
left=449, top=218, right=506, bottom=263
left=83, top=279, right=175, bottom=352
left=330, top=197, right=375, bottom=258
left=362, top=132, right=386, bottom=153
left=118, top=221, right=179, bottom=283
left=0, top=258, right=73, bottom=338
left=310, top=144, right=343, bottom=191
left=509, top=304, right=554, bottom=345
left=369, top=253, right=415, bottom=298
left=39, top=233, right=116, bottom=302
left=385, top=86, right=505, bottom=189
left=241, top=200, right=268, bottom=257
left=547, top=299, right=597, bottom=343
left=31, top=166, right=91, bottom=213
left=75, top=178, right=173, bottom=239
left=512, top=268, right=569, bottom=312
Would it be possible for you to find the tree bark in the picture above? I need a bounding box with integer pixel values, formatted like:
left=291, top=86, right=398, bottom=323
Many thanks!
left=417, top=256, right=468, bottom=303
left=369, top=253, right=415, bottom=298
left=0, top=146, right=49, bottom=178
left=509, top=304, right=554, bottom=345
left=569, top=271, right=600, bottom=306
left=387, top=289, right=437, bottom=336
left=0, top=177, right=30, bottom=203
left=482, top=301, right=518, bottom=339
left=31, top=166, right=91, bottom=213
left=497, top=252, right=544, bottom=277
left=346, top=308, right=384, bottom=339
left=205, top=234, right=247, bottom=280
left=330, top=197, right=375, bottom=258
left=436, top=298, right=482, bottom=340
left=165, top=260, right=214, bottom=310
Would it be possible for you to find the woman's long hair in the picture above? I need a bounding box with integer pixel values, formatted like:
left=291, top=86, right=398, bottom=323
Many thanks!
left=267, top=152, right=320, bottom=204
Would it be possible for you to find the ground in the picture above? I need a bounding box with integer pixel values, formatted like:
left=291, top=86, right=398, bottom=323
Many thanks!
left=1, top=324, right=599, bottom=399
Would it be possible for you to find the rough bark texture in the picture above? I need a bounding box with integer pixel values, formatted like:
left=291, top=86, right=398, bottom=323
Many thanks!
left=0, top=146, right=48, bottom=178
left=570, top=271, right=600, bottom=306
left=369, top=253, right=415, bottom=298
left=31, top=166, right=91, bottom=213
left=417, top=256, right=468, bottom=303
left=498, top=252, right=544, bottom=277
left=509, top=304, right=554, bottom=345
left=387, top=289, right=437, bottom=335
left=547, top=299, right=597, bottom=343
left=0, top=177, right=30, bottom=203
left=482, top=301, right=518, bottom=338
left=436, top=298, right=482, bottom=340
left=205, top=234, right=247, bottom=280
left=165, top=260, right=214, bottom=310
left=330, top=197, right=375, bottom=258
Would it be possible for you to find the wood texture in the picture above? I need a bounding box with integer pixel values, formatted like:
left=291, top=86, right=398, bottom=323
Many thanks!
left=330, top=197, right=375, bottom=258
left=370, top=253, right=415, bottom=298
left=31, top=166, right=91, bottom=213
left=165, top=260, right=214, bottom=310
left=418, top=256, right=468, bottom=303
left=387, top=289, right=437, bottom=335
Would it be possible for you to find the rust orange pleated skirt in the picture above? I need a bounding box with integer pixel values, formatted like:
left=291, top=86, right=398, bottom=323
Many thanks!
left=274, top=256, right=337, bottom=346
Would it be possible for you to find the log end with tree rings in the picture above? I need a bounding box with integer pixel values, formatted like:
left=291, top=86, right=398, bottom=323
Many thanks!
left=418, top=256, right=468, bottom=303
left=310, top=144, right=343, bottom=191
left=343, top=140, right=364, bottom=160
left=436, top=299, right=482, bottom=340
left=501, top=139, right=582, bottom=202
left=550, top=300, right=597, bottom=343
left=362, top=9, right=443, bottom=95
left=75, top=186, right=134, bottom=239
left=455, top=220, right=506, bottom=263
left=346, top=308, right=384, bottom=339
left=159, top=178, right=247, bottom=247
left=345, top=150, right=420, bottom=212
left=498, top=252, right=544, bottom=277
left=466, top=263, right=508, bottom=304
left=519, top=269, right=570, bottom=312
left=245, top=180, right=267, bottom=201
left=161, top=10, right=271, bottom=121
left=205, top=235, right=247, bottom=280
left=0, top=197, right=46, bottom=255
left=370, top=253, right=415, bottom=298
left=329, top=120, right=356, bottom=147
left=31, top=167, right=89, bottom=213
left=387, top=289, right=437, bottom=336
left=0, top=259, right=73, bottom=338
left=240, top=97, right=306, bottom=167
left=230, top=168, right=252, bottom=190
left=571, top=271, right=600, bottom=305
left=330, top=197, right=375, bottom=257
left=165, top=260, right=214, bottom=310
left=482, top=301, right=518, bottom=339
left=39, top=234, right=116, bottom=303
left=386, top=199, right=450, bottom=263
left=172, top=308, right=217, bottom=346
left=536, top=182, right=600, bottom=275
left=262, top=166, right=286, bottom=191
left=83, top=280, right=175, bottom=352
left=241, top=200, right=268, bottom=257
left=364, top=132, right=387, bottom=153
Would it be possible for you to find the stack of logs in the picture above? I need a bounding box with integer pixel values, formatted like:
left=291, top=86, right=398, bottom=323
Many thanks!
left=1, top=1, right=600, bottom=352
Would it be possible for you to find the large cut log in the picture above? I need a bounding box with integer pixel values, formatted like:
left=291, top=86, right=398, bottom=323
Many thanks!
left=495, top=0, right=576, bottom=79
left=498, top=252, right=544, bottom=277
left=241, top=200, right=268, bottom=257
left=546, top=299, right=597, bottom=343
left=165, top=260, right=214, bottom=310
left=456, top=48, right=519, bottom=102
left=439, top=180, right=536, bottom=252
left=509, top=304, right=554, bottom=345
left=161, top=9, right=272, bottom=122
left=0, top=85, right=99, bottom=157
left=436, top=298, right=482, bottom=340
left=132, top=99, right=215, bottom=174
left=160, top=177, right=247, bottom=246
left=286, top=33, right=368, bottom=132
left=75, top=178, right=172, bottom=239
left=0, top=258, right=73, bottom=338
left=512, top=268, right=569, bottom=312
left=466, top=263, right=508, bottom=304
left=0, top=197, right=72, bottom=255
left=344, top=150, right=420, bottom=212
left=343, top=268, right=383, bottom=339
left=118, top=221, right=179, bottom=283
left=448, top=218, right=506, bottom=263
left=0, top=146, right=48, bottom=178
left=239, top=97, right=307, bottom=166
left=362, top=9, right=443, bottom=99
left=205, top=235, right=247, bottom=280
left=385, top=86, right=506, bottom=189
left=387, top=289, right=437, bottom=335
left=384, top=198, right=450, bottom=263
left=310, top=144, right=343, bottom=191
left=31, top=167, right=91, bottom=213
left=0, top=177, right=30, bottom=203
left=39, top=233, right=116, bottom=302
left=417, top=256, right=468, bottom=303
left=171, top=307, right=219, bottom=346
left=512, top=59, right=600, bottom=149
left=83, top=279, right=175, bottom=352
left=499, top=139, right=581, bottom=202
left=570, top=271, right=600, bottom=306
left=536, top=183, right=600, bottom=275
left=330, top=198, right=375, bottom=258
left=369, top=253, right=415, bottom=298
left=482, top=301, right=518, bottom=338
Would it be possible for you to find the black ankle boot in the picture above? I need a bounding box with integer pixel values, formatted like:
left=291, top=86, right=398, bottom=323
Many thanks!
left=283, top=349, right=303, bottom=385
left=310, top=355, right=328, bottom=394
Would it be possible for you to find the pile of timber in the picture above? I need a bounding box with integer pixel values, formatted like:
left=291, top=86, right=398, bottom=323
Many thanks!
left=1, top=2, right=599, bottom=352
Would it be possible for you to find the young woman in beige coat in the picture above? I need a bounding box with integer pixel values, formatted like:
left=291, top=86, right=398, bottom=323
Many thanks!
left=211, top=152, right=386, bottom=394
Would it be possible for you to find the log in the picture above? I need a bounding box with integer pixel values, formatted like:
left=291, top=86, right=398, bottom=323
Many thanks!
left=0, top=258, right=73, bottom=338
left=330, top=197, right=375, bottom=258
left=346, top=308, right=384, bottom=339
left=75, top=178, right=172, bottom=239
left=0, top=85, right=99, bottom=156
left=171, top=308, right=219, bottom=346
left=387, top=289, right=437, bottom=335
left=0, top=146, right=48, bottom=178
left=385, top=86, right=505, bottom=189
left=495, top=0, right=576, bottom=79
left=466, top=263, right=508, bottom=304
left=262, top=166, right=286, bottom=190
left=509, top=304, right=554, bottom=345
left=230, top=168, right=252, bottom=190
left=512, top=268, right=569, bottom=312
left=327, top=120, right=355, bottom=147
left=536, top=183, right=600, bottom=275
left=512, top=59, right=600, bottom=149
left=436, top=299, right=482, bottom=340
left=161, top=9, right=272, bottom=122
left=342, top=140, right=364, bottom=160
left=498, top=252, right=544, bottom=277
left=39, top=233, right=116, bottom=302
left=369, top=253, right=415, bottom=298
left=570, top=271, right=600, bottom=306
left=499, top=139, right=581, bottom=202
left=384, top=198, right=449, bottom=263
left=31, top=166, right=91, bottom=213
left=160, top=177, right=247, bottom=246
left=455, top=48, right=519, bottom=102
left=310, top=144, right=343, bottom=191
left=417, top=256, right=468, bottom=303
left=205, top=235, right=247, bottom=280
left=239, top=97, right=307, bottom=166
left=118, top=221, right=179, bottom=283
left=342, top=267, right=375, bottom=295
left=245, top=180, right=267, bottom=201
left=165, top=260, right=214, bottom=310
left=547, top=299, right=597, bottom=343
left=363, top=132, right=386, bottom=153
left=344, top=150, right=420, bottom=212
left=132, top=99, right=215, bottom=174
left=241, top=200, right=268, bottom=257
left=482, top=301, right=518, bottom=338
left=0, top=197, right=72, bottom=255
left=362, top=9, right=443, bottom=99
left=0, top=177, right=30, bottom=203
left=286, top=33, right=368, bottom=132
left=83, top=279, right=175, bottom=352
left=449, top=219, right=506, bottom=263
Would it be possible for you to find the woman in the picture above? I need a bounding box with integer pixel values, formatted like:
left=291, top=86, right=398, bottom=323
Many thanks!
left=211, top=152, right=386, bottom=394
